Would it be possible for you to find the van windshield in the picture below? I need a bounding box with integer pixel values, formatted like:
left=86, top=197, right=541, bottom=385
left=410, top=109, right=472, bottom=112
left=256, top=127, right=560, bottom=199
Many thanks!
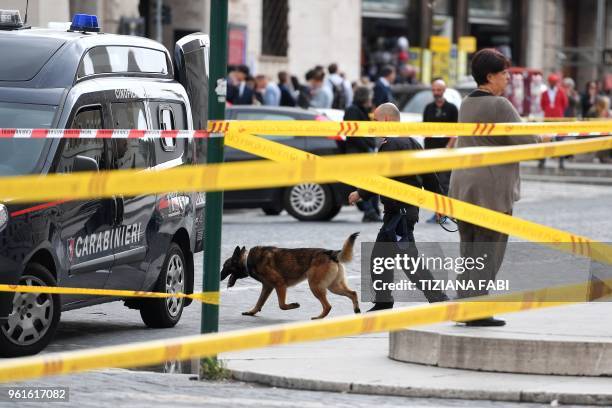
left=0, top=103, right=55, bottom=176
left=0, top=102, right=56, bottom=128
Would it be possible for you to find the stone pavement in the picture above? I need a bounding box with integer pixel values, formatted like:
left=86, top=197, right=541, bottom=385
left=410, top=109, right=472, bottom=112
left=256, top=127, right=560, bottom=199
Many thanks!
left=2, top=369, right=577, bottom=408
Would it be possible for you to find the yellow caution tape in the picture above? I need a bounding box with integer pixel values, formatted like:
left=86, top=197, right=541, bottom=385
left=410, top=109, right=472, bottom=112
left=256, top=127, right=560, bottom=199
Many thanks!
left=211, top=120, right=612, bottom=137
left=0, top=284, right=219, bottom=305
left=523, top=117, right=611, bottom=122
left=0, top=277, right=610, bottom=383
left=0, top=135, right=611, bottom=203
left=225, top=131, right=612, bottom=265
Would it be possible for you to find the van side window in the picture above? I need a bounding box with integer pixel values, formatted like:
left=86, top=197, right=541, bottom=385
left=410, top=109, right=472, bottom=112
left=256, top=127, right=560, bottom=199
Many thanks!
left=160, top=108, right=176, bottom=151
left=72, top=106, right=103, bottom=129
left=57, top=107, right=106, bottom=173
left=111, top=102, right=147, bottom=130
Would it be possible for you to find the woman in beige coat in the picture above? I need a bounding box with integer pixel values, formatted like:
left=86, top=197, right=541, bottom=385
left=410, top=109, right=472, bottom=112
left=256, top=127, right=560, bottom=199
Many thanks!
left=448, top=48, right=540, bottom=327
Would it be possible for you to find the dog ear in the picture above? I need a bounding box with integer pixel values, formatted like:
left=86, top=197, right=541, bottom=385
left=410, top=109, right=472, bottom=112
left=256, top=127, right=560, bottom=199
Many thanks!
left=240, top=246, right=246, bottom=255
left=232, top=245, right=241, bottom=258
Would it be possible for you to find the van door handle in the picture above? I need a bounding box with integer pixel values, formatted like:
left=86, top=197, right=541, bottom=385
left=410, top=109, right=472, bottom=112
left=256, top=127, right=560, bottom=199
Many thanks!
left=116, top=196, right=125, bottom=225
left=108, top=197, right=117, bottom=226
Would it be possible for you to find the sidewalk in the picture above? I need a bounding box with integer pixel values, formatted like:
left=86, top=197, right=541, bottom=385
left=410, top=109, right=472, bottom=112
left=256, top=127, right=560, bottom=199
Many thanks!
left=222, top=303, right=612, bottom=406
left=520, top=160, right=612, bottom=185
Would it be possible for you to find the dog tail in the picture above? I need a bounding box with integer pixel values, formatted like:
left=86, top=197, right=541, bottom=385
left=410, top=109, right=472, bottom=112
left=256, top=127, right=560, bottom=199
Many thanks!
left=338, top=232, right=359, bottom=263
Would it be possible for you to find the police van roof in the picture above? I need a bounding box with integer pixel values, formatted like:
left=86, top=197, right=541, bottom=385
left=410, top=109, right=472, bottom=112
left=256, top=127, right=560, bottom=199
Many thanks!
left=0, top=28, right=173, bottom=90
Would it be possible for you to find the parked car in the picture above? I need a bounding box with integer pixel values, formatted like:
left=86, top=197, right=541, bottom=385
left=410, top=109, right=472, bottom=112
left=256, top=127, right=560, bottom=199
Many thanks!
left=224, top=106, right=353, bottom=221
left=0, top=11, right=207, bottom=357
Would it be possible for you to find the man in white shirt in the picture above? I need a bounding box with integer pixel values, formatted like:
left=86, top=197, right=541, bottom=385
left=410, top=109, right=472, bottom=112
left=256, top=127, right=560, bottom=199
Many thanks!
left=309, top=69, right=333, bottom=109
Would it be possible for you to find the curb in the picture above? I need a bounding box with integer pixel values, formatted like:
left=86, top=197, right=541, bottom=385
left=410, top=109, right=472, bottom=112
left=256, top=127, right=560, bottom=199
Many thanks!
left=230, top=369, right=612, bottom=406
left=521, top=174, right=612, bottom=186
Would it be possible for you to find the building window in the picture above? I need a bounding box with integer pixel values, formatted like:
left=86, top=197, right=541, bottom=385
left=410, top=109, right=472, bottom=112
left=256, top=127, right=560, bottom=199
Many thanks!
left=362, top=0, right=409, bottom=19
left=262, top=0, right=288, bottom=57
left=469, top=0, right=512, bottom=20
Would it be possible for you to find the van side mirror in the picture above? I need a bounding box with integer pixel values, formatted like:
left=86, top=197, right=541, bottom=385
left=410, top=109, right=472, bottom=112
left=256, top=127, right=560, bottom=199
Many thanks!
left=73, top=155, right=99, bottom=172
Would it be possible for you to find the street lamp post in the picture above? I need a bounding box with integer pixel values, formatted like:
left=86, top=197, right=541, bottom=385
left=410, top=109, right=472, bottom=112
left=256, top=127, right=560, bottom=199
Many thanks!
left=201, top=0, right=228, bottom=338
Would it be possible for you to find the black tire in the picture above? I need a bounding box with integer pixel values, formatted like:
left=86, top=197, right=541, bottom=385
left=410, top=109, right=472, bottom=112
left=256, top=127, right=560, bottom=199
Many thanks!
left=0, top=263, right=61, bottom=358
left=322, top=204, right=342, bottom=221
left=262, top=207, right=282, bottom=216
left=140, top=243, right=186, bottom=328
left=283, top=183, right=335, bottom=221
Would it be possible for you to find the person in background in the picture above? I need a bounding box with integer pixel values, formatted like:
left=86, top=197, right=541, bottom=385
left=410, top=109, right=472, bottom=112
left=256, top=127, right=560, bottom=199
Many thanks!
left=278, top=71, right=296, bottom=107
left=541, top=73, right=568, bottom=118
left=296, top=70, right=314, bottom=109
left=373, top=65, right=396, bottom=107
left=562, top=77, right=581, bottom=118
left=396, top=64, right=420, bottom=85
left=581, top=81, right=600, bottom=117
left=254, top=74, right=281, bottom=106
left=327, top=63, right=353, bottom=109
left=226, top=65, right=238, bottom=103
left=343, top=86, right=381, bottom=222
left=309, top=69, right=333, bottom=109
left=539, top=73, right=568, bottom=169
left=422, top=78, right=458, bottom=223
left=586, top=95, right=612, bottom=163
left=558, top=77, right=582, bottom=168
left=226, top=65, right=254, bottom=105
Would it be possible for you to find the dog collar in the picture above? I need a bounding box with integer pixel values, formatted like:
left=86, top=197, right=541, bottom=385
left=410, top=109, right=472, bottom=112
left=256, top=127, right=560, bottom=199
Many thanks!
left=244, top=251, right=254, bottom=276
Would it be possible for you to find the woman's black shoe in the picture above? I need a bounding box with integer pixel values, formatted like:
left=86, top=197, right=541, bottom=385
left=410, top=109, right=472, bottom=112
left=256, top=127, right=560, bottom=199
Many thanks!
left=463, top=317, right=506, bottom=327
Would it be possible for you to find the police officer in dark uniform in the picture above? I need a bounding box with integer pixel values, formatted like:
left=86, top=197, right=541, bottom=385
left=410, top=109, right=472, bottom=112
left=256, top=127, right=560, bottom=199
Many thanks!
left=348, top=103, right=449, bottom=311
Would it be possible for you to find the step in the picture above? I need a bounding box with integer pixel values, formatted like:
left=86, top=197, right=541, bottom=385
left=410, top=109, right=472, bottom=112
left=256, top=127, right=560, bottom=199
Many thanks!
left=389, top=303, right=612, bottom=376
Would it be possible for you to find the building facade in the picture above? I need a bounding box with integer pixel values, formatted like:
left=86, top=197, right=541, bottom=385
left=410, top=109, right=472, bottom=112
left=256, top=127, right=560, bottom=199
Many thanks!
left=4, top=0, right=609, bottom=91
left=362, top=0, right=611, bottom=89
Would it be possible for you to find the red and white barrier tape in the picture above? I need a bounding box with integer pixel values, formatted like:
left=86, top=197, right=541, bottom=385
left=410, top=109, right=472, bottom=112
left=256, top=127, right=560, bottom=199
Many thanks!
left=0, top=129, right=214, bottom=139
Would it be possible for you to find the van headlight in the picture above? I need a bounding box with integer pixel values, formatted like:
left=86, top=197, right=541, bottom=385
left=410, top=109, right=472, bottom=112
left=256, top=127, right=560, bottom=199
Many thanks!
left=0, top=205, right=8, bottom=233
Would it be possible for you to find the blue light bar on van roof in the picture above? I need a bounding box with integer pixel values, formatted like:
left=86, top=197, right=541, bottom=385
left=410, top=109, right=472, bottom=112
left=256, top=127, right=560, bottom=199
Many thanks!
left=0, top=10, right=23, bottom=29
left=69, top=14, right=100, bottom=33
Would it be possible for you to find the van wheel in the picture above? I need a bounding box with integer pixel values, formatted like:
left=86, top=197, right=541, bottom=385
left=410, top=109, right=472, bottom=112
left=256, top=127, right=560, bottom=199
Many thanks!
left=0, top=263, right=60, bottom=357
left=284, top=183, right=334, bottom=221
left=140, top=243, right=185, bottom=328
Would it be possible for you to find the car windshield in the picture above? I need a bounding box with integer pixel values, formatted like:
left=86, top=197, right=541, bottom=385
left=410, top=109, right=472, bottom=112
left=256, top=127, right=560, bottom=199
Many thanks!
left=0, top=102, right=55, bottom=176
left=402, top=89, right=462, bottom=114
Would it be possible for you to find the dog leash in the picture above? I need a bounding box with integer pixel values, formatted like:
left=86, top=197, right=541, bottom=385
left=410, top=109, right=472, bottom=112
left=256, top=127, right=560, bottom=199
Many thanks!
left=438, top=216, right=458, bottom=233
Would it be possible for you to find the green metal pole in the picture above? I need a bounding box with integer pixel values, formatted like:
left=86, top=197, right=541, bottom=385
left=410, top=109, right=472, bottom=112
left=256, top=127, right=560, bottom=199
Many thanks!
left=201, top=0, right=228, bottom=336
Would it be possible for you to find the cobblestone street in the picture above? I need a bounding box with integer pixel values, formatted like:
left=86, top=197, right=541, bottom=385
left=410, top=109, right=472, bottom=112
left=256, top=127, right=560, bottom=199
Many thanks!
left=5, top=180, right=609, bottom=407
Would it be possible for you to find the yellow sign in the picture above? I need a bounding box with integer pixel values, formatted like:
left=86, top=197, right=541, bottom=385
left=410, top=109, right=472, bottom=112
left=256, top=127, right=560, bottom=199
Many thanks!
left=459, top=36, right=477, bottom=53
left=432, top=51, right=451, bottom=83
left=430, top=36, right=451, bottom=53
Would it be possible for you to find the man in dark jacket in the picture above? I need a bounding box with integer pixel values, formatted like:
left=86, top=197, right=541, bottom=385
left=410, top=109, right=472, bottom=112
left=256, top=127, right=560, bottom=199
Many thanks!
left=343, top=86, right=380, bottom=222
left=422, top=78, right=458, bottom=223
left=278, top=71, right=296, bottom=107
left=227, top=65, right=254, bottom=105
left=373, top=65, right=396, bottom=107
left=348, top=103, right=449, bottom=311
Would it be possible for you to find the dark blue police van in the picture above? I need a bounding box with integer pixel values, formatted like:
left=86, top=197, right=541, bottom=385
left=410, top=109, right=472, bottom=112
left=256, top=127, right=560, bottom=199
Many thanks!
left=0, top=11, right=208, bottom=357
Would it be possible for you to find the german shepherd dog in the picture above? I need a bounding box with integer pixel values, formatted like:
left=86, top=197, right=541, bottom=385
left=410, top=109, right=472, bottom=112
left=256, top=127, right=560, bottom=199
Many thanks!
left=221, top=233, right=360, bottom=319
